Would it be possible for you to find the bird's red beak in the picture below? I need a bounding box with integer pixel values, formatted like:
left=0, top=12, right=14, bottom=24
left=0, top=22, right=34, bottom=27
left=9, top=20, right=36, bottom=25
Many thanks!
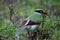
left=44, top=12, right=48, bottom=16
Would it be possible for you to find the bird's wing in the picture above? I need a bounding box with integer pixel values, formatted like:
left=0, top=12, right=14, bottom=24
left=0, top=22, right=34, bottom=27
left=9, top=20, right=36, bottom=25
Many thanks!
left=21, top=20, right=41, bottom=26
left=26, top=12, right=43, bottom=22
left=21, top=20, right=30, bottom=26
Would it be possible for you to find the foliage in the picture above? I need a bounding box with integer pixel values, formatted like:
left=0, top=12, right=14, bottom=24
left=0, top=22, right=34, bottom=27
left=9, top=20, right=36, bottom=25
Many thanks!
left=0, top=19, right=16, bottom=40
left=0, top=0, right=60, bottom=40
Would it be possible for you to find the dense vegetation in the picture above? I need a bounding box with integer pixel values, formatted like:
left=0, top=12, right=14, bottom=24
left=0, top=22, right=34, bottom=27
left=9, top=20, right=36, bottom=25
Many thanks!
left=0, top=0, right=60, bottom=40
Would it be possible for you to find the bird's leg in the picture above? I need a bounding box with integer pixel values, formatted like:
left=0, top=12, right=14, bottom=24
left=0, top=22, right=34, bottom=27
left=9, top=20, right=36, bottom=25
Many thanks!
left=36, top=32, right=39, bottom=40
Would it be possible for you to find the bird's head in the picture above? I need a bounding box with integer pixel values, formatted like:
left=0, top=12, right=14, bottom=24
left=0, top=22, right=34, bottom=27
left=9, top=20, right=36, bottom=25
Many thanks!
left=35, top=9, right=48, bottom=16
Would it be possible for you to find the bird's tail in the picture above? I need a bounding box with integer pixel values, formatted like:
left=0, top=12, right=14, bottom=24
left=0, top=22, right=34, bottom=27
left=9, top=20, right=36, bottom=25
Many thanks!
left=15, top=26, right=26, bottom=38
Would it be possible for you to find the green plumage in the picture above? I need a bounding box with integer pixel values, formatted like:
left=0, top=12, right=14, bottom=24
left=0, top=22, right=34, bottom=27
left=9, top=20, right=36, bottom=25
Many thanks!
left=25, top=12, right=45, bottom=32
left=25, top=25, right=39, bottom=32
left=15, top=12, right=46, bottom=36
left=26, top=12, right=43, bottom=22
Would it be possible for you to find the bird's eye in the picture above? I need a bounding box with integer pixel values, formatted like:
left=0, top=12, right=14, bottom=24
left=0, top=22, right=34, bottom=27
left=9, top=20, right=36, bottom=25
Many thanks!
left=39, top=10, right=44, bottom=13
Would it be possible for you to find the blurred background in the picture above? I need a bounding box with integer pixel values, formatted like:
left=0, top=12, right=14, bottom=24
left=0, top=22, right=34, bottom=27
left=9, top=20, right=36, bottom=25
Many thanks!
left=0, top=0, right=60, bottom=40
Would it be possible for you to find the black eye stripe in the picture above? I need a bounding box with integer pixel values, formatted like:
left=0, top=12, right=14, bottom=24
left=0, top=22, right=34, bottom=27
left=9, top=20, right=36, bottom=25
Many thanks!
left=35, top=10, right=44, bottom=13
left=40, top=10, right=43, bottom=13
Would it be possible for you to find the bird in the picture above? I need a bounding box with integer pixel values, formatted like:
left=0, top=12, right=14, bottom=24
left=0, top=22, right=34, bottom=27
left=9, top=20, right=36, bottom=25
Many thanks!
left=15, top=9, right=48, bottom=39
left=21, top=9, right=48, bottom=26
